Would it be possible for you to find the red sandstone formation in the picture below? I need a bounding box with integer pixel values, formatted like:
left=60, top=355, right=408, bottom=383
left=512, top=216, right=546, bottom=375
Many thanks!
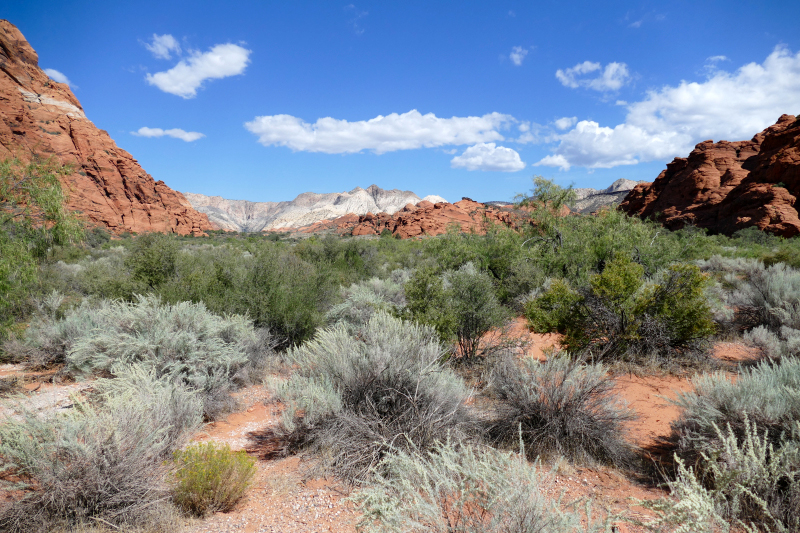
left=0, top=20, right=212, bottom=235
left=619, top=114, right=800, bottom=237
left=298, top=198, right=526, bottom=238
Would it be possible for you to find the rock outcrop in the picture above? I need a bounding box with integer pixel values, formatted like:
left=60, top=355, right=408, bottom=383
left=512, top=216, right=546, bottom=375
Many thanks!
left=573, top=178, right=642, bottom=214
left=315, top=198, right=529, bottom=239
left=184, top=185, right=447, bottom=232
left=0, top=20, right=212, bottom=235
left=619, top=115, right=800, bottom=237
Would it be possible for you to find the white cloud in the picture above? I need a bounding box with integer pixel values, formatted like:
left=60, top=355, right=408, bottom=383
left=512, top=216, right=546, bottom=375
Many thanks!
left=44, top=69, right=71, bottom=86
left=629, top=20, right=643, bottom=28
left=146, top=43, right=251, bottom=98
left=451, top=143, right=526, bottom=172
left=556, top=61, right=631, bottom=91
left=553, top=116, right=577, bottom=130
left=145, top=34, right=181, bottom=60
left=538, top=46, right=800, bottom=170
left=132, top=127, right=205, bottom=142
left=245, top=110, right=513, bottom=154
left=706, top=55, right=729, bottom=63
left=510, top=46, right=528, bottom=66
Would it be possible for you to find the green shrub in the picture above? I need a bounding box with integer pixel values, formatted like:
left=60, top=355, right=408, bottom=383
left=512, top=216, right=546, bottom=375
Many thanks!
left=124, top=233, right=180, bottom=288
left=172, top=442, right=256, bottom=517
left=405, top=263, right=507, bottom=361
left=0, top=365, right=200, bottom=531
left=527, top=257, right=716, bottom=364
left=274, top=312, right=476, bottom=482
left=352, top=439, right=599, bottom=533
left=523, top=278, right=581, bottom=332
left=488, top=355, right=635, bottom=466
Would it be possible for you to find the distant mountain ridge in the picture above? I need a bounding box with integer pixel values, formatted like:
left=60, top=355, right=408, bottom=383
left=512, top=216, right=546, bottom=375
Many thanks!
left=184, top=185, right=447, bottom=232
left=572, top=179, right=643, bottom=213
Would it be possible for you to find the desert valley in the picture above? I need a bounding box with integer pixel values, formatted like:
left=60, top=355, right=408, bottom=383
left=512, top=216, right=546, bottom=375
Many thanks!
left=1, top=8, right=800, bottom=533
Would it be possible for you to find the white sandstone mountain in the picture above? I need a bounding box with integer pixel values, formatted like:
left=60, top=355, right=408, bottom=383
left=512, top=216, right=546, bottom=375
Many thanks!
left=572, top=179, right=642, bottom=214
left=184, top=185, right=447, bottom=232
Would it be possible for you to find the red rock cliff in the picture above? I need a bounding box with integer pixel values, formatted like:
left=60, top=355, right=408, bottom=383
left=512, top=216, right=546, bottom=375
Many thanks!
left=0, top=20, right=212, bottom=235
left=619, top=114, right=800, bottom=237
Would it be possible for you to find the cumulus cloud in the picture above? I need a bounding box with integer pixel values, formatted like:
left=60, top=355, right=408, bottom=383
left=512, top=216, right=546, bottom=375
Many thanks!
left=132, top=127, right=205, bottom=142
left=44, top=69, right=72, bottom=86
left=146, top=43, right=251, bottom=98
left=145, top=34, right=181, bottom=59
left=510, top=46, right=528, bottom=66
left=553, top=116, right=577, bottom=130
left=556, top=61, right=631, bottom=91
left=706, top=55, right=729, bottom=63
left=538, top=46, right=800, bottom=170
left=451, top=143, right=526, bottom=172
left=245, top=110, right=513, bottom=154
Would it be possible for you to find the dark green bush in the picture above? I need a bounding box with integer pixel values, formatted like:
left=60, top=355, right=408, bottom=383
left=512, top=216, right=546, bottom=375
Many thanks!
left=526, top=257, right=716, bottom=363
left=172, top=442, right=256, bottom=517
left=124, top=233, right=180, bottom=288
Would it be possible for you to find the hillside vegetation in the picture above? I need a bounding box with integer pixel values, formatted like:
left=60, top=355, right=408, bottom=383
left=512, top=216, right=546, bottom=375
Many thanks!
left=2, top=162, right=799, bottom=532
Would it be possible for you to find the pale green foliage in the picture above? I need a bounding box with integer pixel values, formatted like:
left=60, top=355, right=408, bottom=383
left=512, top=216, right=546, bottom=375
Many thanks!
left=21, top=294, right=273, bottom=419
left=172, top=442, right=256, bottom=517
left=728, top=261, right=800, bottom=331
left=0, top=365, right=201, bottom=531
left=673, top=357, right=800, bottom=455
left=638, top=419, right=800, bottom=533
left=275, top=312, right=475, bottom=481
left=326, top=269, right=410, bottom=334
left=352, top=439, right=599, bottom=533
left=488, top=355, right=635, bottom=466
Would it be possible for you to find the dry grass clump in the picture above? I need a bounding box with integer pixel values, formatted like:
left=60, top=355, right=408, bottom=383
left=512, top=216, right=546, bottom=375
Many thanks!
left=487, top=354, right=636, bottom=467
left=274, top=312, right=477, bottom=482
left=352, top=438, right=604, bottom=533
left=0, top=365, right=202, bottom=532
left=172, top=442, right=256, bottom=517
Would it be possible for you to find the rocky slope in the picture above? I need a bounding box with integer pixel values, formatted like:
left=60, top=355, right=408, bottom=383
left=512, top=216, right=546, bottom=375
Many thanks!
left=619, top=115, right=800, bottom=237
left=184, top=185, right=447, bottom=232
left=573, top=178, right=642, bottom=214
left=303, top=197, right=529, bottom=239
left=0, top=20, right=212, bottom=235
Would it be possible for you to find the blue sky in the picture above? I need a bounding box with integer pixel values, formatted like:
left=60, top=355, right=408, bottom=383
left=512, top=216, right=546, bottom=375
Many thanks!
left=6, top=1, right=800, bottom=202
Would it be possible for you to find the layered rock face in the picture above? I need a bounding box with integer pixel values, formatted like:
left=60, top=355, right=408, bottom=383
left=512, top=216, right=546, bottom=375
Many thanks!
left=573, top=178, right=642, bottom=214
left=318, top=198, right=528, bottom=239
left=619, top=115, right=800, bottom=237
left=185, top=184, right=447, bottom=232
left=0, top=20, right=212, bottom=235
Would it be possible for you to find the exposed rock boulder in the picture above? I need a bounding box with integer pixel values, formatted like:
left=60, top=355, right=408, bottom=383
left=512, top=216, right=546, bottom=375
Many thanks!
left=0, top=20, right=212, bottom=235
left=619, top=115, right=800, bottom=237
left=185, top=185, right=448, bottom=232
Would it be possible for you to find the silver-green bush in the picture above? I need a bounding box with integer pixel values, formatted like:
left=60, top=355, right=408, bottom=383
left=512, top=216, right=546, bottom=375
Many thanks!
left=20, top=294, right=274, bottom=419
left=326, top=269, right=410, bottom=334
left=488, top=355, right=635, bottom=466
left=274, top=312, right=476, bottom=482
left=0, top=365, right=201, bottom=531
left=352, top=439, right=600, bottom=533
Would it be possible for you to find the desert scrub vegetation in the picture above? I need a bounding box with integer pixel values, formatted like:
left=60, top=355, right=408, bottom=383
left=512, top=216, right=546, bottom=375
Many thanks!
left=273, top=312, right=477, bottom=482
left=326, top=268, right=410, bottom=334
left=0, top=365, right=201, bottom=532
left=172, top=442, right=257, bottom=517
left=487, top=355, right=635, bottom=466
left=663, top=357, right=800, bottom=532
left=525, top=256, right=716, bottom=366
left=404, top=262, right=508, bottom=362
left=13, top=294, right=276, bottom=419
left=353, top=438, right=602, bottom=533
